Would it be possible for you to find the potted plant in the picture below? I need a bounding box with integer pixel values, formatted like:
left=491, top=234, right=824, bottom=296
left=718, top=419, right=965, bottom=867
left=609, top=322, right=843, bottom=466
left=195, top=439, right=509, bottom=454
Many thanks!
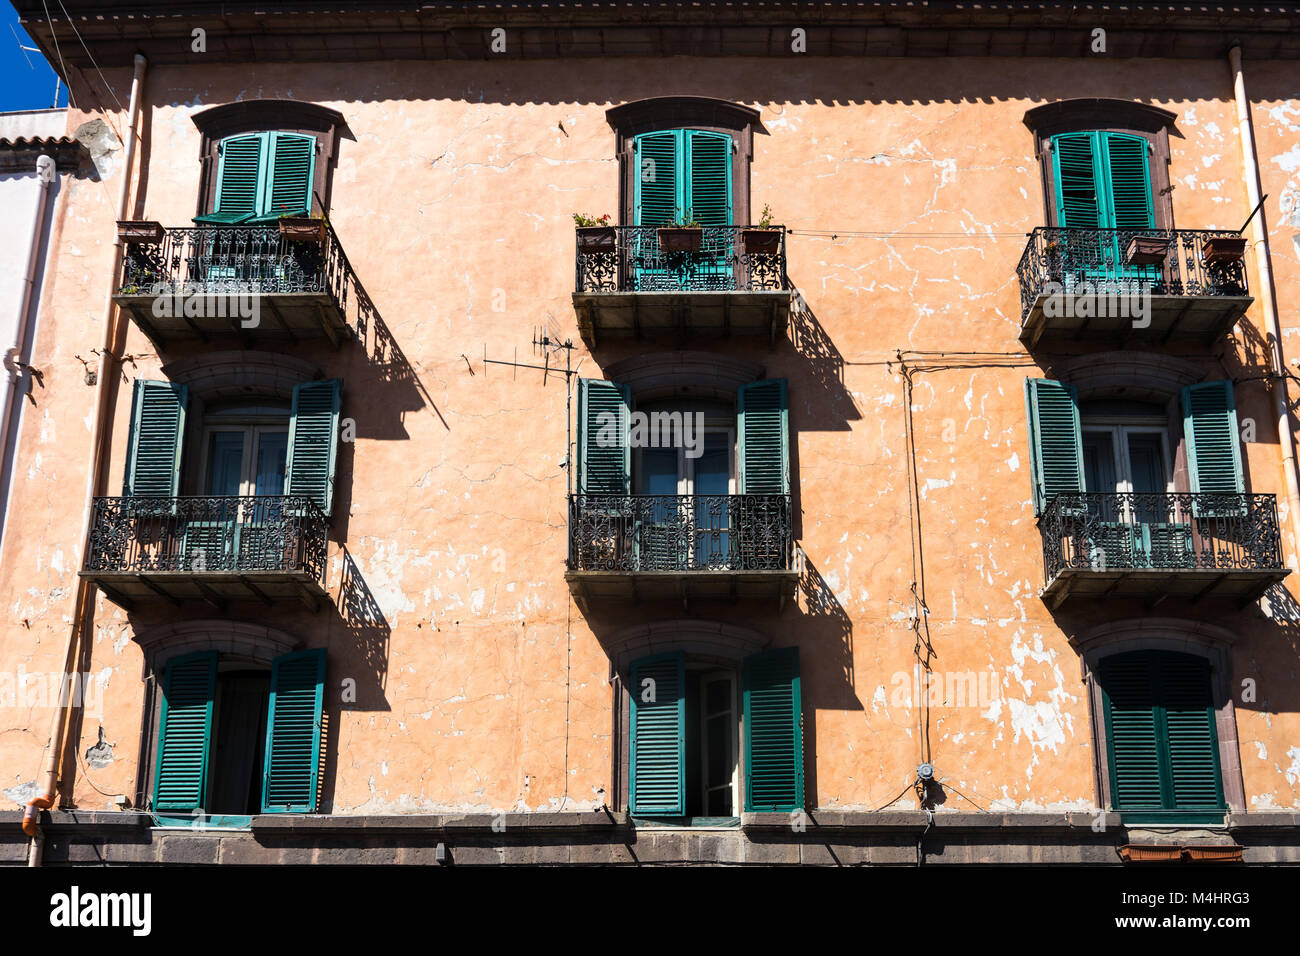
left=658, top=211, right=702, bottom=253
left=277, top=211, right=328, bottom=243
left=1202, top=235, right=1247, bottom=266
left=116, top=220, right=165, bottom=244
left=742, top=204, right=782, bottom=254
left=1125, top=234, right=1172, bottom=266
left=573, top=213, right=615, bottom=252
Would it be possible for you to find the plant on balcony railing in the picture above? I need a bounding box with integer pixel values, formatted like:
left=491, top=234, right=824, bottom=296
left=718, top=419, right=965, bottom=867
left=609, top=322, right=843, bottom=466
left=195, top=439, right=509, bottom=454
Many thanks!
left=1038, top=492, right=1282, bottom=584
left=567, top=493, right=793, bottom=572
left=575, top=225, right=788, bottom=295
left=1016, top=227, right=1250, bottom=323
left=84, top=495, right=327, bottom=585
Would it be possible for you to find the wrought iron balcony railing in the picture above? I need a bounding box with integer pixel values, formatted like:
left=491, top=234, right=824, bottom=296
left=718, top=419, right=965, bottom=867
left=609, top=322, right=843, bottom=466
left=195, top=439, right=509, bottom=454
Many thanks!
left=568, top=493, right=793, bottom=572
left=1016, top=227, right=1250, bottom=324
left=1039, top=492, right=1283, bottom=583
left=575, top=226, right=788, bottom=294
left=84, top=495, right=327, bottom=584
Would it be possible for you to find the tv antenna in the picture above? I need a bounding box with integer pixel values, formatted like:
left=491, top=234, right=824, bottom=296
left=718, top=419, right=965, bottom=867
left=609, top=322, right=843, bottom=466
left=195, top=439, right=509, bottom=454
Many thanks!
left=481, top=319, right=578, bottom=386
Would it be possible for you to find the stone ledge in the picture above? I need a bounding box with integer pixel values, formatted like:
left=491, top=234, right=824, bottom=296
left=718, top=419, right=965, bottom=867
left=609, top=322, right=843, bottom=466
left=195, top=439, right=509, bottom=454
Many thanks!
left=1229, top=811, right=1300, bottom=829
left=252, top=810, right=630, bottom=833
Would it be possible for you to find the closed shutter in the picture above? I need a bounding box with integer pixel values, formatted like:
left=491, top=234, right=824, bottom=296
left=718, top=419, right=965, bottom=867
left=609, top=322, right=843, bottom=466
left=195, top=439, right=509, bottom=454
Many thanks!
left=1052, top=132, right=1101, bottom=228
left=285, top=379, right=342, bottom=515
left=153, top=650, right=217, bottom=812
left=686, top=130, right=732, bottom=226
left=577, top=378, right=631, bottom=495
left=1181, top=381, right=1244, bottom=494
left=1160, top=654, right=1224, bottom=811
left=1103, top=132, right=1154, bottom=230
left=634, top=131, right=680, bottom=227
left=738, top=379, right=789, bottom=495
left=629, top=652, right=686, bottom=815
left=200, top=133, right=265, bottom=224
left=123, top=379, right=187, bottom=499
left=261, top=648, right=326, bottom=813
left=262, top=132, right=315, bottom=220
left=742, top=647, right=803, bottom=812
left=1100, top=652, right=1164, bottom=811
left=1024, top=378, right=1085, bottom=514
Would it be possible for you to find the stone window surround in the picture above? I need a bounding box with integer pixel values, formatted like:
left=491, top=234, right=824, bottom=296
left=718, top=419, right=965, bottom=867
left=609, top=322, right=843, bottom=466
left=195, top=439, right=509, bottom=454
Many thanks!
left=190, top=99, right=348, bottom=220
left=1075, top=617, right=1246, bottom=815
left=1023, top=98, right=1177, bottom=230
left=606, top=96, right=762, bottom=227
left=603, top=349, right=765, bottom=404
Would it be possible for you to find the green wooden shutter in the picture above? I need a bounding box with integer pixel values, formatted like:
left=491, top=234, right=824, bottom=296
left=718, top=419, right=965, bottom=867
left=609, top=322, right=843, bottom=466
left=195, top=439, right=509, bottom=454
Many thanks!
left=1024, top=378, right=1085, bottom=514
left=1160, top=653, right=1225, bottom=812
left=261, top=648, right=326, bottom=813
left=260, top=132, right=315, bottom=220
left=577, top=378, right=631, bottom=495
left=198, top=132, right=265, bottom=224
left=1181, top=381, right=1244, bottom=494
left=1101, top=652, right=1164, bottom=812
left=629, top=652, right=685, bottom=815
left=743, top=647, right=803, bottom=812
left=634, top=131, right=681, bottom=226
left=285, top=379, right=342, bottom=515
left=738, top=379, right=789, bottom=495
left=1052, top=132, right=1101, bottom=228
left=1102, top=132, right=1154, bottom=230
left=686, top=130, right=732, bottom=226
left=123, top=379, right=187, bottom=498
left=153, top=650, right=217, bottom=812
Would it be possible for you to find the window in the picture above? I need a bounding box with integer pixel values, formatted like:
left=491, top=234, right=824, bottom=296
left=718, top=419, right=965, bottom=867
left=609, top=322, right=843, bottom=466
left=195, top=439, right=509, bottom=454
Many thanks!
left=153, top=648, right=326, bottom=821
left=201, top=403, right=290, bottom=497
left=629, top=648, right=802, bottom=818
left=195, top=131, right=316, bottom=224
left=633, top=129, right=732, bottom=228
left=1099, top=650, right=1227, bottom=824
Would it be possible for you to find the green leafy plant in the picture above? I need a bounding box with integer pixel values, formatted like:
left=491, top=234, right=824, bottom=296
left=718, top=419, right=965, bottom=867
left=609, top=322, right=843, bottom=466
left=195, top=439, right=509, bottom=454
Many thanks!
left=756, top=203, right=774, bottom=229
left=573, top=213, right=611, bottom=227
left=662, top=209, right=701, bottom=229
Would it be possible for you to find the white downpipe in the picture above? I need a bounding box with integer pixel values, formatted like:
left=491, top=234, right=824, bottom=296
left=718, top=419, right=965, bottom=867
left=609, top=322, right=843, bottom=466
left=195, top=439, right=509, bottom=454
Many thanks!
left=1228, top=45, right=1300, bottom=572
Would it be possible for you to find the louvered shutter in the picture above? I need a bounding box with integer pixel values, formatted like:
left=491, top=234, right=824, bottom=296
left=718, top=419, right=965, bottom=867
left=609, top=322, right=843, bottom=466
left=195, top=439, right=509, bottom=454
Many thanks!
left=123, top=379, right=187, bottom=499
left=629, top=652, right=685, bottom=815
left=1181, top=381, right=1244, bottom=494
left=738, top=379, right=789, bottom=495
left=577, top=378, right=630, bottom=495
left=261, top=648, right=326, bottom=813
left=1024, top=378, right=1085, bottom=514
left=1052, top=132, right=1102, bottom=228
left=686, top=130, right=732, bottom=226
left=1160, top=654, right=1225, bottom=812
left=743, top=647, right=803, bottom=812
left=153, top=651, right=217, bottom=812
left=1102, top=132, right=1154, bottom=230
left=262, top=132, right=315, bottom=220
left=634, top=131, right=680, bottom=227
left=1101, top=652, right=1164, bottom=811
left=285, top=379, right=342, bottom=515
left=199, top=133, right=265, bottom=224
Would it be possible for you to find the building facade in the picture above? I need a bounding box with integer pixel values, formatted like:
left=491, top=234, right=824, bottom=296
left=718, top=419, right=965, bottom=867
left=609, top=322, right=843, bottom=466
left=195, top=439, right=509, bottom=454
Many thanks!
left=2, top=1, right=1300, bottom=865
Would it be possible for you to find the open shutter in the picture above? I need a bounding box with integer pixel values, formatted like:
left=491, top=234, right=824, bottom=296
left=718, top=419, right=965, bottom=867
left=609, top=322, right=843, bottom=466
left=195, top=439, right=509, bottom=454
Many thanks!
left=633, top=131, right=681, bottom=227
left=1101, top=651, right=1164, bottom=812
left=686, top=130, right=732, bottom=226
left=260, top=132, right=315, bottom=220
left=743, top=647, right=804, bottom=812
left=1024, top=378, right=1084, bottom=514
left=1052, top=132, right=1102, bottom=228
left=1181, top=381, right=1244, bottom=494
left=629, top=652, right=685, bottom=815
left=1102, top=132, right=1154, bottom=230
left=261, top=648, right=326, bottom=813
left=1160, top=653, right=1224, bottom=812
left=285, top=379, right=342, bottom=515
left=577, top=378, right=630, bottom=495
left=196, top=132, right=265, bottom=224
left=123, top=379, right=187, bottom=498
left=738, top=379, right=789, bottom=495
left=153, top=650, right=217, bottom=812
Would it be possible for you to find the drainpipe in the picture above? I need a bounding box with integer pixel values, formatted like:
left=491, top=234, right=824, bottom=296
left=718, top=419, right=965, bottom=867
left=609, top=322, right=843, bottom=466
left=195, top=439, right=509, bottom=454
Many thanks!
left=0, top=153, right=56, bottom=553
left=24, top=53, right=147, bottom=867
left=1228, top=45, right=1300, bottom=571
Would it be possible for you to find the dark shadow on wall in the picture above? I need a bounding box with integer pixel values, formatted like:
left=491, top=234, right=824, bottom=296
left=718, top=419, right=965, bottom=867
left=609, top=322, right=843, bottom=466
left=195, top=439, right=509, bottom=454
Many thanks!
left=786, top=293, right=860, bottom=433
left=333, top=546, right=392, bottom=708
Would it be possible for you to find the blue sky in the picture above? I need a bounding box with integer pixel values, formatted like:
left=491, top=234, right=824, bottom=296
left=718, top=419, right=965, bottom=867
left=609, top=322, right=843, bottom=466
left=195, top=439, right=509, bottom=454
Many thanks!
left=1, top=3, right=68, bottom=112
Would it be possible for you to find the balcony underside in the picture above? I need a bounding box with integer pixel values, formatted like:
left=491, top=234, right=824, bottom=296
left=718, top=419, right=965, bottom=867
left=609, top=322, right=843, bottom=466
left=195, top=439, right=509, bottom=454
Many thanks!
left=82, top=569, right=328, bottom=612
left=1041, top=567, right=1287, bottom=610
left=1020, top=293, right=1253, bottom=349
left=572, top=291, right=790, bottom=346
left=112, top=292, right=350, bottom=349
left=565, top=569, right=798, bottom=611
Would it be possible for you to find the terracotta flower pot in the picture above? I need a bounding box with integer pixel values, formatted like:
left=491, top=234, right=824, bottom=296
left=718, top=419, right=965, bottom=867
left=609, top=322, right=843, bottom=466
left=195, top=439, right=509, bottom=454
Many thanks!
left=116, top=220, right=165, bottom=244
left=576, top=226, right=616, bottom=252
left=1125, top=235, right=1171, bottom=266
left=1183, top=844, right=1243, bottom=863
left=658, top=227, right=702, bottom=253
left=278, top=217, right=327, bottom=243
left=1119, top=844, right=1183, bottom=863
left=742, top=228, right=782, bottom=254
left=1202, top=236, right=1247, bottom=266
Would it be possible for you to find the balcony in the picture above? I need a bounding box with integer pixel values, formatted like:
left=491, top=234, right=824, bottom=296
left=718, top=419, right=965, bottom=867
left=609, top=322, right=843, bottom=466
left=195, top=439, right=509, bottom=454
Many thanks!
left=565, top=493, right=797, bottom=609
left=1017, top=228, right=1253, bottom=348
left=81, top=495, right=328, bottom=611
left=113, top=222, right=371, bottom=349
left=572, top=226, right=791, bottom=346
left=1038, top=492, right=1287, bottom=609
